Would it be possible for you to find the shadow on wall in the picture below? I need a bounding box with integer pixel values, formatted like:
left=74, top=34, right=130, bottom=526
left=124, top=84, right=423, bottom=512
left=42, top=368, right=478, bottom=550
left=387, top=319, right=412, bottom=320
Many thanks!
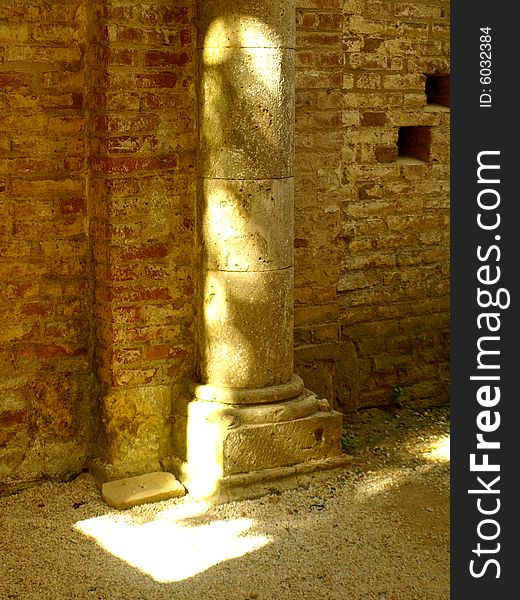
left=197, top=11, right=295, bottom=390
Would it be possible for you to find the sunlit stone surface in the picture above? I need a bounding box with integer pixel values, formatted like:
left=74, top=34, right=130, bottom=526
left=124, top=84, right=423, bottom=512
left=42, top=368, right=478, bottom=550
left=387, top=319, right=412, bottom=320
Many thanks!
left=102, top=472, right=185, bottom=509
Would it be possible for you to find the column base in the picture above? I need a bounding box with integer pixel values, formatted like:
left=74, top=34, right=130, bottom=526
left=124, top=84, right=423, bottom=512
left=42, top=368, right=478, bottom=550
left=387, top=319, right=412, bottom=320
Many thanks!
left=171, top=389, right=344, bottom=500
left=184, top=455, right=352, bottom=504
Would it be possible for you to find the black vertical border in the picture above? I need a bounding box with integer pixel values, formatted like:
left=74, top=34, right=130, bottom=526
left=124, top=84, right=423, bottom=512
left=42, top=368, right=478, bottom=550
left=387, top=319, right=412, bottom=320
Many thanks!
left=451, top=2, right=519, bottom=597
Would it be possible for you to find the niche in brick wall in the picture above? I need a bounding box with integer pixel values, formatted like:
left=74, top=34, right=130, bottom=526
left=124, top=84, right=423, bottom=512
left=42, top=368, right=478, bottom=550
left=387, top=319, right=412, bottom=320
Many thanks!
left=425, top=74, right=450, bottom=107
left=397, top=126, right=431, bottom=163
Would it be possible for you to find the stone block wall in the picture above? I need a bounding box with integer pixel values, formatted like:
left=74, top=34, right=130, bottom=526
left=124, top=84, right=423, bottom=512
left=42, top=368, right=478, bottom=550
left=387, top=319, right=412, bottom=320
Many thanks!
left=0, top=0, right=450, bottom=486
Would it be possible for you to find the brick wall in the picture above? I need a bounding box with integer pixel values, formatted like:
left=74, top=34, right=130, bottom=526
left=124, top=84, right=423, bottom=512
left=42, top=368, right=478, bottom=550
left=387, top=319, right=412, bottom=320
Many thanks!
left=294, top=0, right=344, bottom=405
left=337, top=0, right=450, bottom=410
left=0, top=0, right=198, bottom=487
left=293, top=0, right=450, bottom=411
left=87, top=0, right=197, bottom=466
left=0, top=0, right=92, bottom=487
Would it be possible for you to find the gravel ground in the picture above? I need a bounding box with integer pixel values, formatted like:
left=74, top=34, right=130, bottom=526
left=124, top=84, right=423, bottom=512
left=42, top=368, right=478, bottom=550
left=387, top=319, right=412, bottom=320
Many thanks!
left=0, top=406, right=450, bottom=600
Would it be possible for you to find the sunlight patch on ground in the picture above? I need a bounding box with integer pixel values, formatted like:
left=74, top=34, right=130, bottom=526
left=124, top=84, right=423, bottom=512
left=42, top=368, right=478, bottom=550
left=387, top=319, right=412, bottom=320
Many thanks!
left=354, top=470, right=404, bottom=500
left=354, top=433, right=450, bottom=500
left=422, top=434, right=450, bottom=462
left=75, top=510, right=270, bottom=583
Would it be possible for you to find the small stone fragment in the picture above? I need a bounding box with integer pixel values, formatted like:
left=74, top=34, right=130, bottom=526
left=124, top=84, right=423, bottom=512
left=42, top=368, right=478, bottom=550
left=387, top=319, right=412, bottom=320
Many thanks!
left=102, top=472, right=185, bottom=510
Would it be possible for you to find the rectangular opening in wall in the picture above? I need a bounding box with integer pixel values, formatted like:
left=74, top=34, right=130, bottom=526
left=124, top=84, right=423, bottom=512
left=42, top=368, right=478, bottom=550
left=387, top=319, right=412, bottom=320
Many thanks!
left=425, top=74, right=450, bottom=107
left=397, top=126, right=431, bottom=164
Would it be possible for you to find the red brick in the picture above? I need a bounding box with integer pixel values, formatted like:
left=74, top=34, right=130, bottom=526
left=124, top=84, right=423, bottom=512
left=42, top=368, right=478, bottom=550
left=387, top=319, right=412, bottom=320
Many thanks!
left=143, top=50, right=190, bottom=67
left=317, top=13, right=343, bottom=30
left=137, top=6, right=191, bottom=25
left=107, top=286, right=173, bottom=304
left=0, top=73, right=32, bottom=89
left=0, top=410, right=28, bottom=428
left=18, top=344, right=87, bottom=359
left=59, top=198, right=85, bottom=215
left=109, top=25, right=176, bottom=46
left=93, top=156, right=178, bottom=175
left=145, top=344, right=177, bottom=360
left=136, top=72, right=178, bottom=89
left=180, top=29, right=193, bottom=47
left=21, top=302, right=52, bottom=317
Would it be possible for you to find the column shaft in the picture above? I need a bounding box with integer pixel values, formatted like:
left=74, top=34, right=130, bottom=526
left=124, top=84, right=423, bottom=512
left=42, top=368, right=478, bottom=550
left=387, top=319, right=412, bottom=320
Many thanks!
left=198, top=0, right=297, bottom=395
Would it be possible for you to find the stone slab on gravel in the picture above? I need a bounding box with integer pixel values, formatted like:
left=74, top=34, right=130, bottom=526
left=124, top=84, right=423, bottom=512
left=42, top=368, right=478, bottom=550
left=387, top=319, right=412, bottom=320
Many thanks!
left=102, top=472, right=185, bottom=509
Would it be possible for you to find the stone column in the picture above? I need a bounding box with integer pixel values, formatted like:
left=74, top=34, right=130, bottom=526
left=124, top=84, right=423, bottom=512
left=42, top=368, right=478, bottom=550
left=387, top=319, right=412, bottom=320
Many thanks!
left=174, top=0, right=343, bottom=500
left=199, top=1, right=297, bottom=394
